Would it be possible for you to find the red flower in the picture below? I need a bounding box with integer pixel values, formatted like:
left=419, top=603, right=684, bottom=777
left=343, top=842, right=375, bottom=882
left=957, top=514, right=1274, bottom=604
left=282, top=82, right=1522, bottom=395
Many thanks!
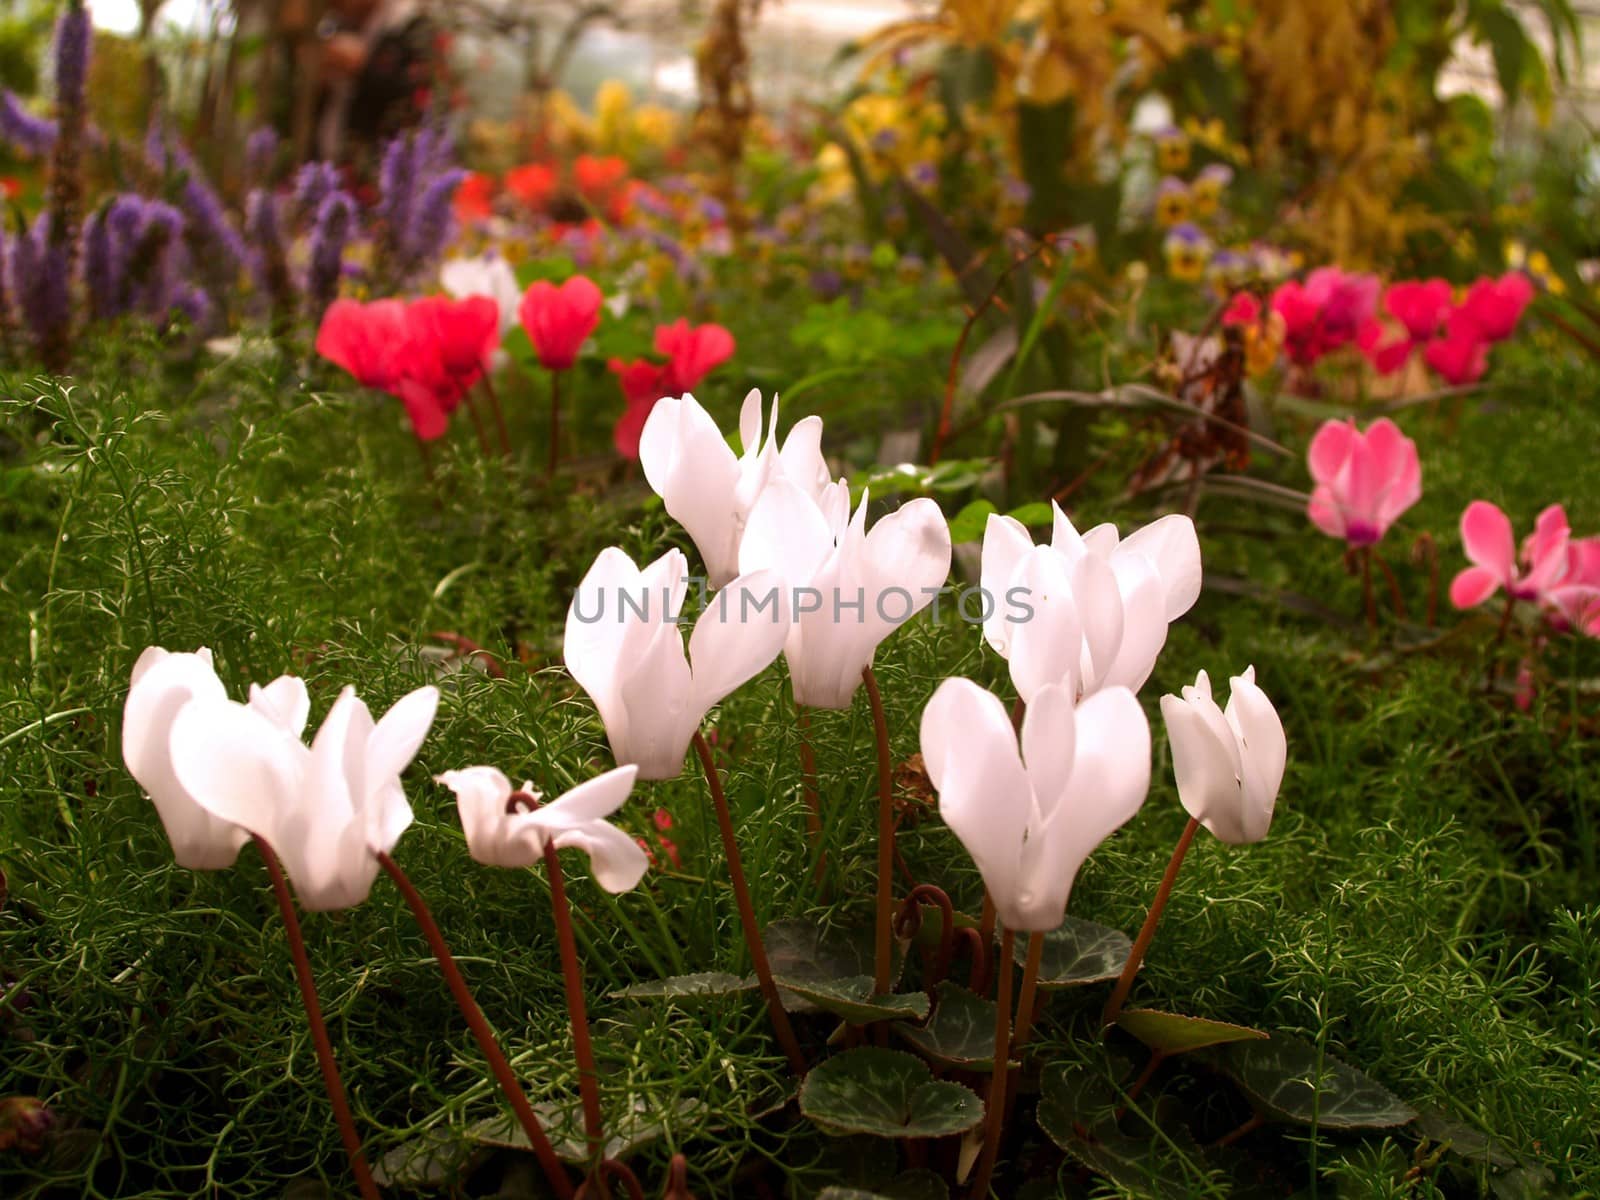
left=574, top=154, right=633, bottom=222
left=0, top=177, right=20, bottom=200
left=408, top=294, right=500, bottom=383
left=655, top=319, right=736, bottom=392
left=1423, top=323, right=1488, bottom=385
left=316, top=298, right=408, bottom=392
left=1221, top=292, right=1260, bottom=326
left=1456, top=272, right=1534, bottom=343
left=505, top=162, right=558, bottom=213
left=453, top=172, right=495, bottom=223
left=518, top=275, right=603, bottom=370
left=609, top=357, right=672, bottom=459
left=1357, top=278, right=1453, bottom=376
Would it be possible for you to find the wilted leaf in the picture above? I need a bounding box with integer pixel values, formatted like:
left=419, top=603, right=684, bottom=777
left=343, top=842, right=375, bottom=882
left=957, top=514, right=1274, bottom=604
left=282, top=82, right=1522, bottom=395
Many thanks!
left=800, top=1048, right=984, bottom=1139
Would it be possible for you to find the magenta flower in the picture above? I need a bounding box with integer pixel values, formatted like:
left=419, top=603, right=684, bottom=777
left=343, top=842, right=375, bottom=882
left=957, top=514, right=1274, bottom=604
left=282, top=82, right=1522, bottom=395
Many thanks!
left=1450, top=502, right=1573, bottom=610
left=1358, top=279, right=1453, bottom=374
left=1457, top=272, right=1534, bottom=343
left=1272, top=267, right=1380, bottom=366
left=1548, top=536, right=1600, bottom=636
left=1423, top=319, right=1489, bottom=385
left=1306, top=417, right=1422, bottom=547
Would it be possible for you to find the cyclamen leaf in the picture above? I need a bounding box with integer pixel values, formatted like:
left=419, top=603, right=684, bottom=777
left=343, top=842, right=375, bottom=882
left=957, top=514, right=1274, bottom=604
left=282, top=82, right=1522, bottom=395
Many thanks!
left=800, top=1048, right=984, bottom=1139
left=610, top=971, right=755, bottom=1001
left=1115, top=1008, right=1269, bottom=1056
left=894, top=982, right=1004, bottom=1070
left=1208, top=1035, right=1418, bottom=1129
left=1009, top=916, right=1131, bottom=987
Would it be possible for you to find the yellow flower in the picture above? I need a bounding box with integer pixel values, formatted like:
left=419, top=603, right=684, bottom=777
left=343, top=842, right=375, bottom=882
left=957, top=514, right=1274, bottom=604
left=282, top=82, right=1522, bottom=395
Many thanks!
left=634, top=104, right=679, bottom=149
left=1154, top=129, right=1190, bottom=174
left=1155, top=178, right=1190, bottom=227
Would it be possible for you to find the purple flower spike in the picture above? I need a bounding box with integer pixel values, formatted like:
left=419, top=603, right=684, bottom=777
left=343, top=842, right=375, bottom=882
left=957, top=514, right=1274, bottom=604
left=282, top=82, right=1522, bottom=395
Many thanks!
left=9, top=214, right=71, bottom=347
left=52, top=4, right=92, bottom=112
left=0, top=90, right=58, bottom=156
left=403, top=167, right=465, bottom=267
left=245, top=127, right=280, bottom=183
left=307, top=189, right=356, bottom=315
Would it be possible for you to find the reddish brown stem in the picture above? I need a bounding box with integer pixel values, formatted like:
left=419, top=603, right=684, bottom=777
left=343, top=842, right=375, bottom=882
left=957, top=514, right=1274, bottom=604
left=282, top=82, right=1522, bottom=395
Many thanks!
left=1114, top=1050, right=1167, bottom=1120
left=1372, top=551, right=1406, bottom=622
left=1360, top=547, right=1378, bottom=633
left=863, top=666, right=896, bottom=995
left=377, top=852, right=574, bottom=1199
left=480, top=372, right=512, bottom=458
left=463, top=388, right=492, bottom=456
left=1011, top=931, right=1045, bottom=1053
left=1102, top=817, right=1200, bottom=1029
left=691, top=733, right=809, bottom=1076
left=895, top=883, right=958, bottom=991
left=254, top=837, right=380, bottom=1200
left=976, top=892, right=996, bottom=991
left=1212, top=1112, right=1265, bottom=1148
left=958, top=927, right=989, bottom=992
left=575, top=1158, right=646, bottom=1199
left=544, top=843, right=604, bottom=1156
left=969, top=926, right=1015, bottom=1199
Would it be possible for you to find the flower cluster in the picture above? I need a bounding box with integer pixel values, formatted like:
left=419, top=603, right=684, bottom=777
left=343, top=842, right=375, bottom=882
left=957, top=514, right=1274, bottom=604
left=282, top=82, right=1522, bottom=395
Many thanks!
left=1451, top=501, right=1600, bottom=636
left=1357, top=272, right=1533, bottom=384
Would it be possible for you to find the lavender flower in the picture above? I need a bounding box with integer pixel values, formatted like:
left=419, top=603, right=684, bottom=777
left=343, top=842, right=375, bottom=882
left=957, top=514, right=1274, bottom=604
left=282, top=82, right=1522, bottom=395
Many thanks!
left=0, top=91, right=58, bottom=156
left=377, top=134, right=418, bottom=242
left=307, top=189, right=356, bottom=316
left=292, top=161, right=340, bottom=223
left=244, top=127, right=280, bottom=184
left=83, top=206, right=115, bottom=317
left=402, top=167, right=465, bottom=269
left=52, top=4, right=92, bottom=112
left=146, top=127, right=254, bottom=277
left=8, top=214, right=71, bottom=348
left=246, top=189, right=284, bottom=257
left=169, top=283, right=213, bottom=332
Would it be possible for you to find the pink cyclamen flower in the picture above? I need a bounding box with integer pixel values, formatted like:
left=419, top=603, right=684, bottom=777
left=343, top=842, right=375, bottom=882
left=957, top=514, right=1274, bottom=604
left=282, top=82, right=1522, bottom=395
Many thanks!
left=1305, top=417, right=1422, bottom=547
left=656, top=319, right=736, bottom=393
left=1450, top=502, right=1573, bottom=610
left=1271, top=268, right=1380, bottom=366
left=518, top=275, right=603, bottom=370
left=1457, top=272, right=1534, bottom=343
left=1423, top=322, right=1489, bottom=385
left=1548, top=536, right=1600, bottom=636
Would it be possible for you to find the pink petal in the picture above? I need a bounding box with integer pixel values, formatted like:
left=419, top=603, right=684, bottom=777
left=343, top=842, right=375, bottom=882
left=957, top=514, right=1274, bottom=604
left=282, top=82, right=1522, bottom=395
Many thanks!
left=1306, top=419, right=1355, bottom=486
left=1460, top=500, right=1516, bottom=582
left=1449, top=565, right=1502, bottom=610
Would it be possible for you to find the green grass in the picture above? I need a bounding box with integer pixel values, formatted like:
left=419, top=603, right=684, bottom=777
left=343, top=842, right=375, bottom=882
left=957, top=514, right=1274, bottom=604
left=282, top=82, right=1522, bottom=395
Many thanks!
left=2, top=334, right=1598, bottom=1197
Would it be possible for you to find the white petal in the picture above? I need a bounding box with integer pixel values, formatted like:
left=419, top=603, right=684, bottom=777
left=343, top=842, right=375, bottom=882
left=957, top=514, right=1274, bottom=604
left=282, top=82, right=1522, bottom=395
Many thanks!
left=1057, top=686, right=1151, bottom=861
left=437, top=765, right=528, bottom=867
left=550, top=821, right=650, bottom=893
left=542, top=765, right=639, bottom=826
left=1071, top=554, right=1125, bottom=692
left=1050, top=502, right=1088, bottom=564
left=777, top=415, right=830, bottom=497
left=688, top=568, right=791, bottom=712
left=1117, top=514, right=1202, bottom=622
left=168, top=698, right=303, bottom=846
left=565, top=547, right=646, bottom=740
left=124, top=649, right=245, bottom=869
left=639, top=396, right=745, bottom=586
left=919, top=678, right=1031, bottom=905
left=366, top=686, right=439, bottom=788
left=1098, top=555, right=1169, bottom=695
left=1019, top=682, right=1076, bottom=805
left=739, top=478, right=834, bottom=584
left=248, top=676, right=311, bottom=737
left=1161, top=691, right=1245, bottom=841
left=616, top=619, right=697, bottom=779
left=1006, top=547, right=1081, bottom=703
left=980, top=514, right=1035, bottom=655
left=857, top=498, right=952, bottom=642
left=1223, top=669, right=1286, bottom=843
left=738, top=388, right=764, bottom=456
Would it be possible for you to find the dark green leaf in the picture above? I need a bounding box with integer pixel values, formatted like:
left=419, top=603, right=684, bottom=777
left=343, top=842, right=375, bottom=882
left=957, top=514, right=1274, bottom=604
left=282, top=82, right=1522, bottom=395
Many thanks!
left=819, top=1168, right=950, bottom=1200
left=895, top=982, right=1003, bottom=1070
left=470, top=1095, right=704, bottom=1163
left=800, top=1048, right=984, bottom=1138
left=1208, top=1035, right=1417, bottom=1129
left=1011, top=917, right=1131, bottom=988
left=1116, top=1009, right=1268, bottom=1056
left=778, top=974, right=930, bottom=1024
left=371, top=1128, right=470, bottom=1188
left=766, top=917, right=903, bottom=1012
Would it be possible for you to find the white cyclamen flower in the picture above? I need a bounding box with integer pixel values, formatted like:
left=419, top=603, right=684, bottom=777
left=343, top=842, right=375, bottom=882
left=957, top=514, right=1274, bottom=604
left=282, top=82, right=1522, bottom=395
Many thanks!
left=167, top=682, right=439, bottom=909
left=919, top=678, right=1151, bottom=932
left=436, top=764, right=647, bottom=892
left=122, top=646, right=249, bottom=869
left=639, top=389, right=831, bottom=588
left=1159, top=666, right=1286, bottom=844
left=982, top=504, right=1201, bottom=699
left=564, top=546, right=790, bottom=779
left=440, top=253, right=523, bottom=336
left=739, top=479, right=952, bottom=709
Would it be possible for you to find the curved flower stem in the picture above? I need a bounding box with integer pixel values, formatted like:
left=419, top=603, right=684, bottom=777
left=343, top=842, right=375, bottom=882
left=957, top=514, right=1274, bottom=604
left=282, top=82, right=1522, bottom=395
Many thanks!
left=691, top=732, right=808, bottom=1076
left=1011, top=932, right=1045, bottom=1053
left=895, top=884, right=957, bottom=991
left=1372, top=551, right=1406, bottom=621
left=574, top=1158, right=646, bottom=1199
left=968, top=925, right=1014, bottom=1200
left=254, top=837, right=380, bottom=1200
left=543, top=843, right=604, bottom=1158
left=1487, top=593, right=1518, bottom=691
left=663, top=1153, right=697, bottom=1200
left=548, top=368, right=563, bottom=478
left=1101, top=817, right=1200, bottom=1030
left=862, top=665, right=895, bottom=996
left=376, top=852, right=575, bottom=1200
left=480, top=373, right=512, bottom=458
